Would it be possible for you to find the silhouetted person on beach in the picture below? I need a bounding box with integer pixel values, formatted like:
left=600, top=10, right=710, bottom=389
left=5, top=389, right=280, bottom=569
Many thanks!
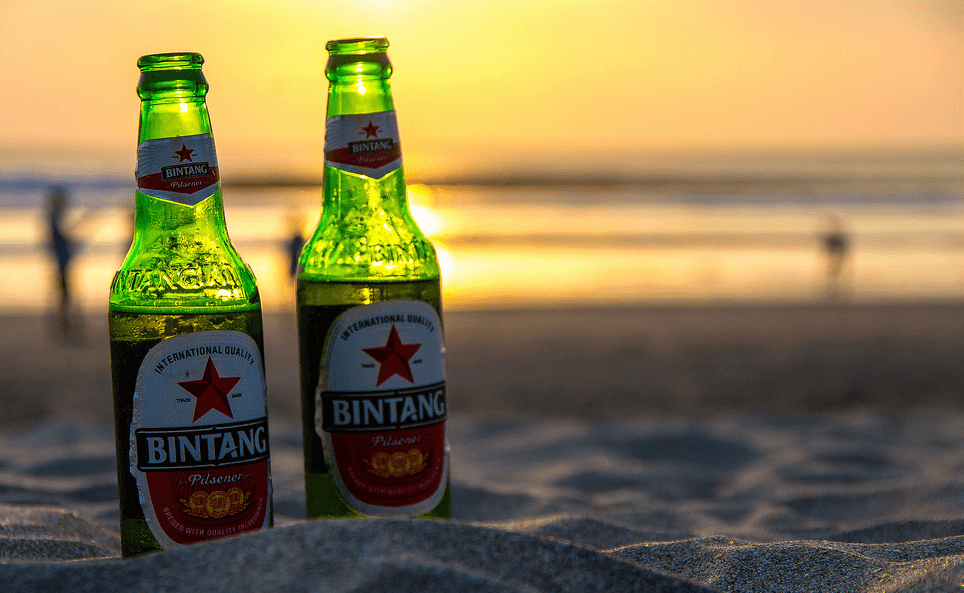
left=820, top=215, right=850, bottom=299
left=286, top=212, right=305, bottom=278
left=46, top=186, right=81, bottom=340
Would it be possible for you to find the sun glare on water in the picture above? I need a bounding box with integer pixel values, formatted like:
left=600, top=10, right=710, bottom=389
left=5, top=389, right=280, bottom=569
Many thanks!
left=407, top=184, right=443, bottom=237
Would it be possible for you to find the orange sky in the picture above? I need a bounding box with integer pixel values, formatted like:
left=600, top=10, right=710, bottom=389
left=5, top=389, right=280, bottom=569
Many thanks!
left=0, top=0, right=960, bottom=177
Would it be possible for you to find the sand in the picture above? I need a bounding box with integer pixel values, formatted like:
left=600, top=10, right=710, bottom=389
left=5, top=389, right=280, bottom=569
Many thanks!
left=1, top=302, right=963, bottom=592
left=3, top=302, right=961, bottom=428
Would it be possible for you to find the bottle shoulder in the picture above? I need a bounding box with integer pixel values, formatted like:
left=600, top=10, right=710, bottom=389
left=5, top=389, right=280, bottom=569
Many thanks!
left=110, top=229, right=260, bottom=313
left=299, top=169, right=440, bottom=283
left=299, top=218, right=440, bottom=283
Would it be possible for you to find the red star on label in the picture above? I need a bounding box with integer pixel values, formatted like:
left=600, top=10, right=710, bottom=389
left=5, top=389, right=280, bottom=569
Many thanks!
left=363, top=325, right=421, bottom=387
left=174, top=144, right=196, bottom=162
left=361, top=121, right=380, bottom=138
left=177, top=357, right=239, bottom=422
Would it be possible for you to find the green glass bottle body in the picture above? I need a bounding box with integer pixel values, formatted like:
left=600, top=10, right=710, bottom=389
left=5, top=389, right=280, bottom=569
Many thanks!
left=109, top=53, right=272, bottom=557
left=297, top=38, right=451, bottom=519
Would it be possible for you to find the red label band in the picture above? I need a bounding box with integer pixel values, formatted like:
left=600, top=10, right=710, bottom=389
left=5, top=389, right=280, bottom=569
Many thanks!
left=143, top=459, right=270, bottom=545
left=324, top=147, right=401, bottom=172
left=136, top=166, right=219, bottom=195
left=328, top=422, right=445, bottom=508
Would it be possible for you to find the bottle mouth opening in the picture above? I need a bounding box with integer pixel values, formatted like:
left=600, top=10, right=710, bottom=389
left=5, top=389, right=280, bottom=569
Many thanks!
left=138, top=52, right=204, bottom=72
left=326, top=37, right=389, bottom=55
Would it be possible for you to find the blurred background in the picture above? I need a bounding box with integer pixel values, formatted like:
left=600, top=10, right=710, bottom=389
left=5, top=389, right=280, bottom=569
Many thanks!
left=0, top=0, right=961, bottom=432
left=0, top=0, right=961, bottom=315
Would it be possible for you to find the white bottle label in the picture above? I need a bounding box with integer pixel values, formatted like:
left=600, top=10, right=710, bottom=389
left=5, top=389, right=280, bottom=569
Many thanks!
left=316, top=300, right=448, bottom=517
left=130, top=330, right=271, bottom=548
left=136, top=134, right=220, bottom=206
left=324, top=111, right=402, bottom=179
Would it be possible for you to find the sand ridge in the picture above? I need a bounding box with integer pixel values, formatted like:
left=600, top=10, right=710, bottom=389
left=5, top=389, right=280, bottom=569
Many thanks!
left=4, top=412, right=964, bottom=591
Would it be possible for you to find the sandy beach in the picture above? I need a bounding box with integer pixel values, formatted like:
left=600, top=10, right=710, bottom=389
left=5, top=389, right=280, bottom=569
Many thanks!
left=2, top=301, right=960, bottom=428
left=2, top=301, right=964, bottom=592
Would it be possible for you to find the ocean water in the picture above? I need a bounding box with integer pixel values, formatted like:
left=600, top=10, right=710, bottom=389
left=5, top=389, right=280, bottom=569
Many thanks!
left=1, top=152, right=962, bottom=313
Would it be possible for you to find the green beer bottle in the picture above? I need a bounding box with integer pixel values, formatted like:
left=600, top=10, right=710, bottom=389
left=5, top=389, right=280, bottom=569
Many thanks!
left=298, top=37, right=450, bottom=519
left=109, top=52, right=272, bottom=557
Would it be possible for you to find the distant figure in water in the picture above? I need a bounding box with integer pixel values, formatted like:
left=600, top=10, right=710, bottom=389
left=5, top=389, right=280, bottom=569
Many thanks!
left=46, top=186, right=79, bottom=339
left=286, top=212, right=305, bottom=278
left=820, top=215, right=850, bottom=299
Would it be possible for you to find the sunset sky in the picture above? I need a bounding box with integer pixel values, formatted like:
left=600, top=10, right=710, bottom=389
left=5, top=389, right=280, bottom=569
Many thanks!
left=0, top=0, right=960, bottom=178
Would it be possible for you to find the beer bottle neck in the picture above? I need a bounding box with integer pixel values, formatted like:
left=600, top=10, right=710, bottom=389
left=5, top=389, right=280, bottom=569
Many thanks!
left=135, top=97, right=224, bottom=227
left=139, top=97, right=213, bottom=143
left=137, top=52, right=213, bottom=141
left=322, top=37, right=404, bottom=216
left=325, top=37, right=395, bottom=118
left=323, top=39, right=401, bottom=213
left=134, top=53, right=225, bottom=232
left=322, top=73, right=402, bottom=216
